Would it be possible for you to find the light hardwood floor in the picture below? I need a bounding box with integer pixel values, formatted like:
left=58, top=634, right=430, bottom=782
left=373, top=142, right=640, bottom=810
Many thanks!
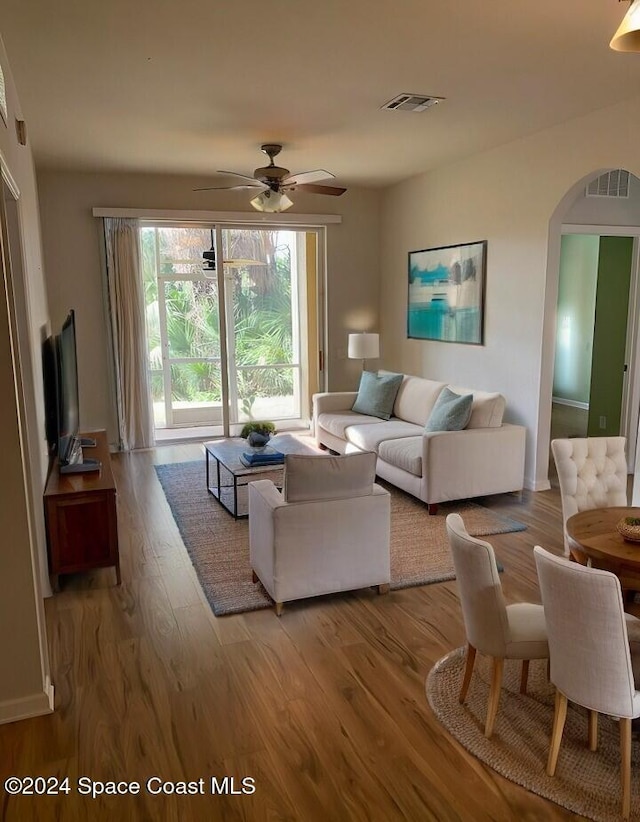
left=0, top=444, right=582, bottom=821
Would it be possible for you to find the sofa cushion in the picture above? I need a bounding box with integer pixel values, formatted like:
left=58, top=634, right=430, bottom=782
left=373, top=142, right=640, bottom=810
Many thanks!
left=317, top=411, right=382, bottom=440
left=425, top=387, right=473, bottom=432
left=392, top=375, right=446, bottom=426
left=283, top=451, right=376, bottom=503
left=352, top=371, right=403, bottom=420
left=346, top=420, right=424, bottom=453
left=448, top=385, right=505, bottom=428
left=378, top=436, right=423, bottom=477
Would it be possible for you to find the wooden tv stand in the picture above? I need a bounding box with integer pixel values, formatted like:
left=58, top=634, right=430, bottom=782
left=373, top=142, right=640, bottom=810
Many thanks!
left=44, top=430, right=120, bottom=590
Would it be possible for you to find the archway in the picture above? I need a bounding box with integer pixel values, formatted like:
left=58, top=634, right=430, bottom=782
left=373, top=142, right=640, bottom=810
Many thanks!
left=537, top=167, right=640, bottom=490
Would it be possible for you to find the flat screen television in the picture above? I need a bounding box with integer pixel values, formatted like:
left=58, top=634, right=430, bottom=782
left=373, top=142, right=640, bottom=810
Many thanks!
left=56, top=310, right=80, bottom=466
left=42, top=334, right=59, bottom=456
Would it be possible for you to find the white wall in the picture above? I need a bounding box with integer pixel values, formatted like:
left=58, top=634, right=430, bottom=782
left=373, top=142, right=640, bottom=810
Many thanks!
left=380, top=93, right=640, bottom=490
left=0, top=34, right=52, bottom=721
left=37, top=171, right=382, bottom=443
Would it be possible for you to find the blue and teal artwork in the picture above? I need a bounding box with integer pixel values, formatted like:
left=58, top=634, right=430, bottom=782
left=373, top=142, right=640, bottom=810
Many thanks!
left=408, top=240, right=486, bottom=344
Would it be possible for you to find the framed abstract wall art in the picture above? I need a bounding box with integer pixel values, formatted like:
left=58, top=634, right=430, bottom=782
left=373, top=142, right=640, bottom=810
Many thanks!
left=407, top=240, right=487, bottom=345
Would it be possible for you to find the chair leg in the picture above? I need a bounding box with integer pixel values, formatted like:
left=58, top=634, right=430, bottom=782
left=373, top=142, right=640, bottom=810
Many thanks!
left=252, top=570, right=259, bottom=584
left=428, top=503, right=438, bottom=515
left=547, top=689, right=568, bottom=776
left=519, top=659, right=530, bottom=695
left=377, top=583, right=390, bottom=595
left=485, top=657, right=504, bottom=738
left=620, top=717, right=632, bottom=821
left=275, top=602, right=284, bottom=617
left=588, top=710, right=598, bottom=751
left=458, top=643, right=476, bottom=705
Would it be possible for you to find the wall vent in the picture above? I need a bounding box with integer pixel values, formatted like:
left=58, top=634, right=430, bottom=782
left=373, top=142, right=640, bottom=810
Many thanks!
left=381, top=93, right=444, bottom=112
left=586, top=170, right=630, bottom=198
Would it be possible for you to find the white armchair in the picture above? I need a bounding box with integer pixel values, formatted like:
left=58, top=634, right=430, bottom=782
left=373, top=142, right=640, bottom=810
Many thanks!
left=248, top=451, right=391, bottom=615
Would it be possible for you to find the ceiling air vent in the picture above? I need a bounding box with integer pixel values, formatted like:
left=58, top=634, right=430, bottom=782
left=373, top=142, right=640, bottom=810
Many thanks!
left=586, top=170, right=630, bottom=198
left=381, top=93, right=444, bottom=112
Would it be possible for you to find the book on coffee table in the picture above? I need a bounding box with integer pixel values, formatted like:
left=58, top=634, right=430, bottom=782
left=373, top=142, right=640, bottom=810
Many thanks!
left=240, top=450, right=285, bottom=467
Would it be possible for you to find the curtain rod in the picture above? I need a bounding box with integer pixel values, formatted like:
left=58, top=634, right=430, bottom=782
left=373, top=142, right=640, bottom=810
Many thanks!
left=92, top=207, right=341, bottom=225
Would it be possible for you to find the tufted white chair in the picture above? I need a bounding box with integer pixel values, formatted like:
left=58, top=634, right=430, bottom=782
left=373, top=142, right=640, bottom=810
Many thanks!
left=446, top=513, right=549, bottom=738
left=551, top=437, right=628, bottom=559
left=534, top=546, right=640, bottom=821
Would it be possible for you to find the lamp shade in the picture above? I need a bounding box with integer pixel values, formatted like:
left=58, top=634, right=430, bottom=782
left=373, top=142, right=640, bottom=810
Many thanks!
left=250, top=189, right=294, bottom=213
left=348, top=332, right=380, bottom=360
left=610, top=0, right=640, bottom=51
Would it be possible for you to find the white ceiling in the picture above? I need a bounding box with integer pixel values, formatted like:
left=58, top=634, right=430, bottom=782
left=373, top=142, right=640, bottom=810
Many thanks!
left=0, top=1, right=638, bottom=189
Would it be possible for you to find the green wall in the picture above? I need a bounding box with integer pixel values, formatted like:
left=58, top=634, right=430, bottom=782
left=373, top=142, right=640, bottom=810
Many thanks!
left=587, top=236, right=634, bottom=436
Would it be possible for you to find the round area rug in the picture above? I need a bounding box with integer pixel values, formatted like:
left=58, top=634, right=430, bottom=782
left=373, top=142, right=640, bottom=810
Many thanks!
left=426, top=650, right=640, bottom=822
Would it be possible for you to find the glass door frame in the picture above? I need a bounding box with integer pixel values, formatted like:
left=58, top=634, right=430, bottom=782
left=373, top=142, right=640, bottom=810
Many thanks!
left=219, top=223, right=316, bottom=436
left=142, top=221, right=225, bottom=432
left=141, top=219, right=326, bottom=438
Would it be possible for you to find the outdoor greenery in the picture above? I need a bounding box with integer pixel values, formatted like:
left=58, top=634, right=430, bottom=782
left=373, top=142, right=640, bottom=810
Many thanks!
left=141, top=226, right=296, bottom=420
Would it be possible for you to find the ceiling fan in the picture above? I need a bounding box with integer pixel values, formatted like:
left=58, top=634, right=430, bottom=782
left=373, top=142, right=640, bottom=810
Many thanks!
left=194, top=144, right=347, bottom=212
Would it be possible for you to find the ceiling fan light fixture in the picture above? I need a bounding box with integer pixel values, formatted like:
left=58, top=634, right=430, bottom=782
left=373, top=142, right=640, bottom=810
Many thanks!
left=610, top=0, right=640, bottom=51
left=196, top=145, right=346, bottom=204
left=250, top=189, right=294, bottom=213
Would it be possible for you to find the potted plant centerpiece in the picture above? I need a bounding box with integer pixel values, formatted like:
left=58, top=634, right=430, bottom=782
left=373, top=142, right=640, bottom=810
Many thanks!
left=617, top=515, right=640, bottom=542
left=240, top=421, right=276, bottom=449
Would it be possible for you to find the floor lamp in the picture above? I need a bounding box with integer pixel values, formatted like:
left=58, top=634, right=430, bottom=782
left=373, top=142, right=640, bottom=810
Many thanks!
left=348, top=332, right=380, bottom=371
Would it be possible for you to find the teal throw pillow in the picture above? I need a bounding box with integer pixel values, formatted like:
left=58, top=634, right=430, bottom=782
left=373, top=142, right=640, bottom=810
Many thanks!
left=352, top=371, right=403, bottom=420
left=425, top=387, right=473, bottom=432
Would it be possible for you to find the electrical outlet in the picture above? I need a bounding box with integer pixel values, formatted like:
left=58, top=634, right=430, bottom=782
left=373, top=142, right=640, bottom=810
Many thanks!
left=599, top=415, right=607, bottom=429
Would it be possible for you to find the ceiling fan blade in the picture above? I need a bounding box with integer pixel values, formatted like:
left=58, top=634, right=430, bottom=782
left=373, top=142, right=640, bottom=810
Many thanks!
left=193, top=183, right=265, bottom=192
left=282, top=169, right=335, bottom=186
left=216, top=170, right=266, bottom=184
left=294, top=183, right=347, bottom=196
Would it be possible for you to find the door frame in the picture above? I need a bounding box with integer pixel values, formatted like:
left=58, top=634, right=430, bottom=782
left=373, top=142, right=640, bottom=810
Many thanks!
left=140, top=219, right=327, bottom=437
left=218, top=223, right=321, bottom=436
left=561, top=224, right=640, bottom=470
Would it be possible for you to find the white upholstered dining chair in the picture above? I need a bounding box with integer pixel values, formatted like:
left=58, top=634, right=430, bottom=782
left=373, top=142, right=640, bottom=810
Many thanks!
left=534, top=546, right=640, bottom=821
left=248, top=451, right=391, bottom=615
left=445, top=513, right=549, bottom=738
left=551, top=436, right=628, bottom=560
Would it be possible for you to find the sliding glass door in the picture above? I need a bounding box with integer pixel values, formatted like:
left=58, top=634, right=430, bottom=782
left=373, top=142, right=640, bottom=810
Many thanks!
left=141, top=226, right=223, bottom=431
left=141, top=223, right=319, bottom=437
left=222, top=228, right=300, bottom=428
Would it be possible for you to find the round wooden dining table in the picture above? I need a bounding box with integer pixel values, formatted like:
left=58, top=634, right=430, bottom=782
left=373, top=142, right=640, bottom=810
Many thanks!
left=566, top=506, right=640, bottom=587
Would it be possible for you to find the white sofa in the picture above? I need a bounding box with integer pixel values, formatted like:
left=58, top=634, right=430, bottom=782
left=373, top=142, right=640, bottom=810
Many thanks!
left=312, top=373, right=526, bottom=513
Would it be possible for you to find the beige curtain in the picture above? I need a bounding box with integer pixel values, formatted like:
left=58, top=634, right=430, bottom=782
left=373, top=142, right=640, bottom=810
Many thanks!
left=104, top=217, right=154, bottom=450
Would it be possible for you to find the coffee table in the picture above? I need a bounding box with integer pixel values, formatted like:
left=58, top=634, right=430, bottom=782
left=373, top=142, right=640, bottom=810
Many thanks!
left=204, top=434, right=318, bottom=519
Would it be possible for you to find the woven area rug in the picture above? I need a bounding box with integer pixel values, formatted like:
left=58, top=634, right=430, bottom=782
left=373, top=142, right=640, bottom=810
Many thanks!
left=427, top=649, right=640, bottom=821
left=155, top=460, right=526, bottom=616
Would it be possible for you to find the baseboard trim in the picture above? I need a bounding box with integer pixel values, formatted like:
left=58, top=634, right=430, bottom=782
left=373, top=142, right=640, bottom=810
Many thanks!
left=0, top=677, right=54, bottom=725
left=552, top=396, right=589, bottom=411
